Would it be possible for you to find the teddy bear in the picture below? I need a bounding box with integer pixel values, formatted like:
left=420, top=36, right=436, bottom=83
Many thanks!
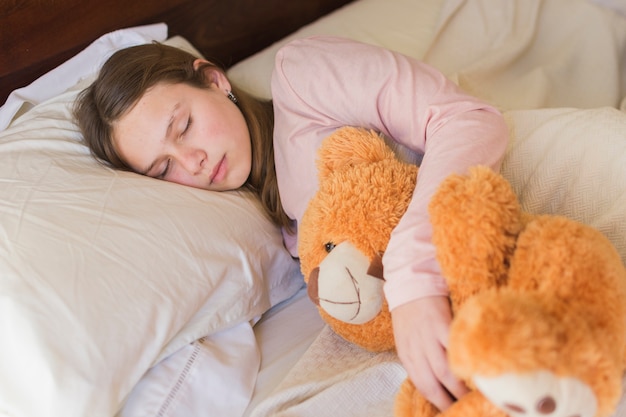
left=298, top=126, right=626, bottom=417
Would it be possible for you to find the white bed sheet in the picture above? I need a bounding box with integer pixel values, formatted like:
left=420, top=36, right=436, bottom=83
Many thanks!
left=244, top=287, right=326, bottom=417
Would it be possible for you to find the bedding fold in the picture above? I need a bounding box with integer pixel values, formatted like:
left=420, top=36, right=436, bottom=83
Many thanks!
left=423, top=0, right=626, bottom=111
left=250, top=326, right=406, bottom=417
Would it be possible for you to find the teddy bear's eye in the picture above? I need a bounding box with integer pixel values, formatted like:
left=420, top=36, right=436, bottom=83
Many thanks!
left=324, top=242, right=336, bottom=253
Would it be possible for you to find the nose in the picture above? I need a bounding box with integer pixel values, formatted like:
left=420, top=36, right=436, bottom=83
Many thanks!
left=176, top=147, right=206, bottom=175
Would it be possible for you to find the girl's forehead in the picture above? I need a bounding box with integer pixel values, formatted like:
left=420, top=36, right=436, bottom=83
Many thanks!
left=123, top=84, right=185, bottom=122
left=112, top=94, right=170, bottom=168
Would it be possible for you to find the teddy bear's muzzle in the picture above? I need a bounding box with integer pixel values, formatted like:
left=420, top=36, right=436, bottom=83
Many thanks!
left=306, top=241, right=385, bottom=325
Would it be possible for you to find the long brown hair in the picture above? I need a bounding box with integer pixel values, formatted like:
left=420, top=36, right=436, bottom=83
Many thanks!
left=73, top=42, right=292, bottom=232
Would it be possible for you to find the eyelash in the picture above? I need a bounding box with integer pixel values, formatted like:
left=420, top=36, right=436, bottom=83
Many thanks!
left=159, top=116, right=192, bottom=179
left=183, top=117, right=192, bottom=134
left=158, top=159, right=171, bottom=179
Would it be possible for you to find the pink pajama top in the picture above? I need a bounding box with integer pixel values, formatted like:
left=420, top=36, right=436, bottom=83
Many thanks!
left=270, top=36, right=509, bottom=310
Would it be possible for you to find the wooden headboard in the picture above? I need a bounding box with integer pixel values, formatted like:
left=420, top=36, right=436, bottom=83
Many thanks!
left=0, top=0, right=354, bottom=105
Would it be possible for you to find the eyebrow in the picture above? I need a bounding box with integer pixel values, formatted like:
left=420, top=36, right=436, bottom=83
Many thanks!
left=139, top=103, right=179, bottom=175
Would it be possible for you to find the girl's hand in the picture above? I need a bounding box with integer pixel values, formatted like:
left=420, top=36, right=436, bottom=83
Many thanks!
left=391, top=296, right=470, bottom=411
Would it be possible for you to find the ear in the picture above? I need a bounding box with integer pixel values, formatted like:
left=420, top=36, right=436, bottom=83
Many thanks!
left=193, top=58, right=232, bottom=92
left=317, top=127, right=396, bottom=177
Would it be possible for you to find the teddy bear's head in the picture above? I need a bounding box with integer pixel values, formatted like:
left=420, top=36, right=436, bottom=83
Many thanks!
left=298, top=127, right=418, bottom=352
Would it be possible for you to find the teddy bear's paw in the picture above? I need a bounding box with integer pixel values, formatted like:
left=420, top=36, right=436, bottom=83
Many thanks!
left=395, top=379, right=439, bottom=417
left=474, top=371, right=597, bottom=417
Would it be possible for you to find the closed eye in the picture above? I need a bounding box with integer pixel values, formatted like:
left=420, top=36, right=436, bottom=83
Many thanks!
left=157, top=158, right=171, bottom=179
left=157, top=116, right=190, bottom=179
left=183, top=116, right=192, bottom=135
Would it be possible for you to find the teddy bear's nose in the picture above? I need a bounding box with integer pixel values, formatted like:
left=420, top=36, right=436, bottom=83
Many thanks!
left=503, top=396, right=557, bottom=415
left=536, top=396, right=556, bottom=414
left=307, top=267, right=320, bottom=306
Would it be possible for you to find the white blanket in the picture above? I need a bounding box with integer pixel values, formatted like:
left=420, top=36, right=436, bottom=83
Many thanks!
left=250, top=326, right=405, bottom=417
left=423, top=0, right=626, bottom=111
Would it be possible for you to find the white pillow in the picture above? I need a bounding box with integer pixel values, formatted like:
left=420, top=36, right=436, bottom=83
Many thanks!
left=227, top=0, right=445, bottom=99
left=501, top=106, right=626, bottom=265
left=0, top=40, right=302, bottom=417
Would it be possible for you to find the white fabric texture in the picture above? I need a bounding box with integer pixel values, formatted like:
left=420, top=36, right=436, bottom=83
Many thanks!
left=243, top=287, right=325, bottom=417
left=501, top=107, right=626, bottom=265
left=591, top=0, right=626, bottom=17
left=118, top=322, right=260, bottom=417
left=249, top=326, right=406, bottom=417
left=0, top=33, right=303, bottom=417
left=423, top=0, right=626, bottom=110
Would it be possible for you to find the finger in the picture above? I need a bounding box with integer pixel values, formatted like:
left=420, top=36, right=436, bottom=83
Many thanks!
left=441, top=372, right=470, bottom=401
left=404, top=352, right=455, bottom=411
left=430, top=310, right=470, bottom=401
left=414, top=368, right=455, bottom=411
left=432, top=332, right=470, bottom=400
left=430, top=344, right=470, bottom=403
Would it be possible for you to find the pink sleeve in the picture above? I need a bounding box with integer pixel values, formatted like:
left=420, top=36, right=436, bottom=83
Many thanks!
left=271, top=36, right=509, bottom=310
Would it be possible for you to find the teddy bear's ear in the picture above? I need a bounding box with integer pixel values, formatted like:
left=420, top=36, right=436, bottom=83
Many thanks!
left=317, top=127, right=397, bottom=177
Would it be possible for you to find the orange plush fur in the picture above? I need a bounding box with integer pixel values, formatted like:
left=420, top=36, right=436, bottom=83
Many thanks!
left=299, top=126, right=626, bottom=417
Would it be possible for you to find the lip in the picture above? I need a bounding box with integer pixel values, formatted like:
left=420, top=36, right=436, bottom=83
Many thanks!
left=209, top=156, right=227, bottom=185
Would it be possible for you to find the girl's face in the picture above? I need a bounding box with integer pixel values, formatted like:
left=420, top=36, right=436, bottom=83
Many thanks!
left=113, top=65, right=251, bottom=191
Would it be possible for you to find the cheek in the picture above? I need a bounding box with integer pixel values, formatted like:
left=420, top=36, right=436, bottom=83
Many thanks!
left=167, top=167, right=196, bottom=188
left=237, top=133, right=253, bottom=179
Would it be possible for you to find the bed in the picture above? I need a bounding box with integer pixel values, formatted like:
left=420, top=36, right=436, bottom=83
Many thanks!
left=1, top=0, right=626, bottom=416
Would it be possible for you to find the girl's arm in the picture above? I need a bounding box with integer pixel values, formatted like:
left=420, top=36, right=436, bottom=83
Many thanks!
left=272, top=36, right=508, bottom=302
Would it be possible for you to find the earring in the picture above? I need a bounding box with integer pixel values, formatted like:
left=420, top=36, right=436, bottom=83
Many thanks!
left=227, top=90, right=238, bottom=104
